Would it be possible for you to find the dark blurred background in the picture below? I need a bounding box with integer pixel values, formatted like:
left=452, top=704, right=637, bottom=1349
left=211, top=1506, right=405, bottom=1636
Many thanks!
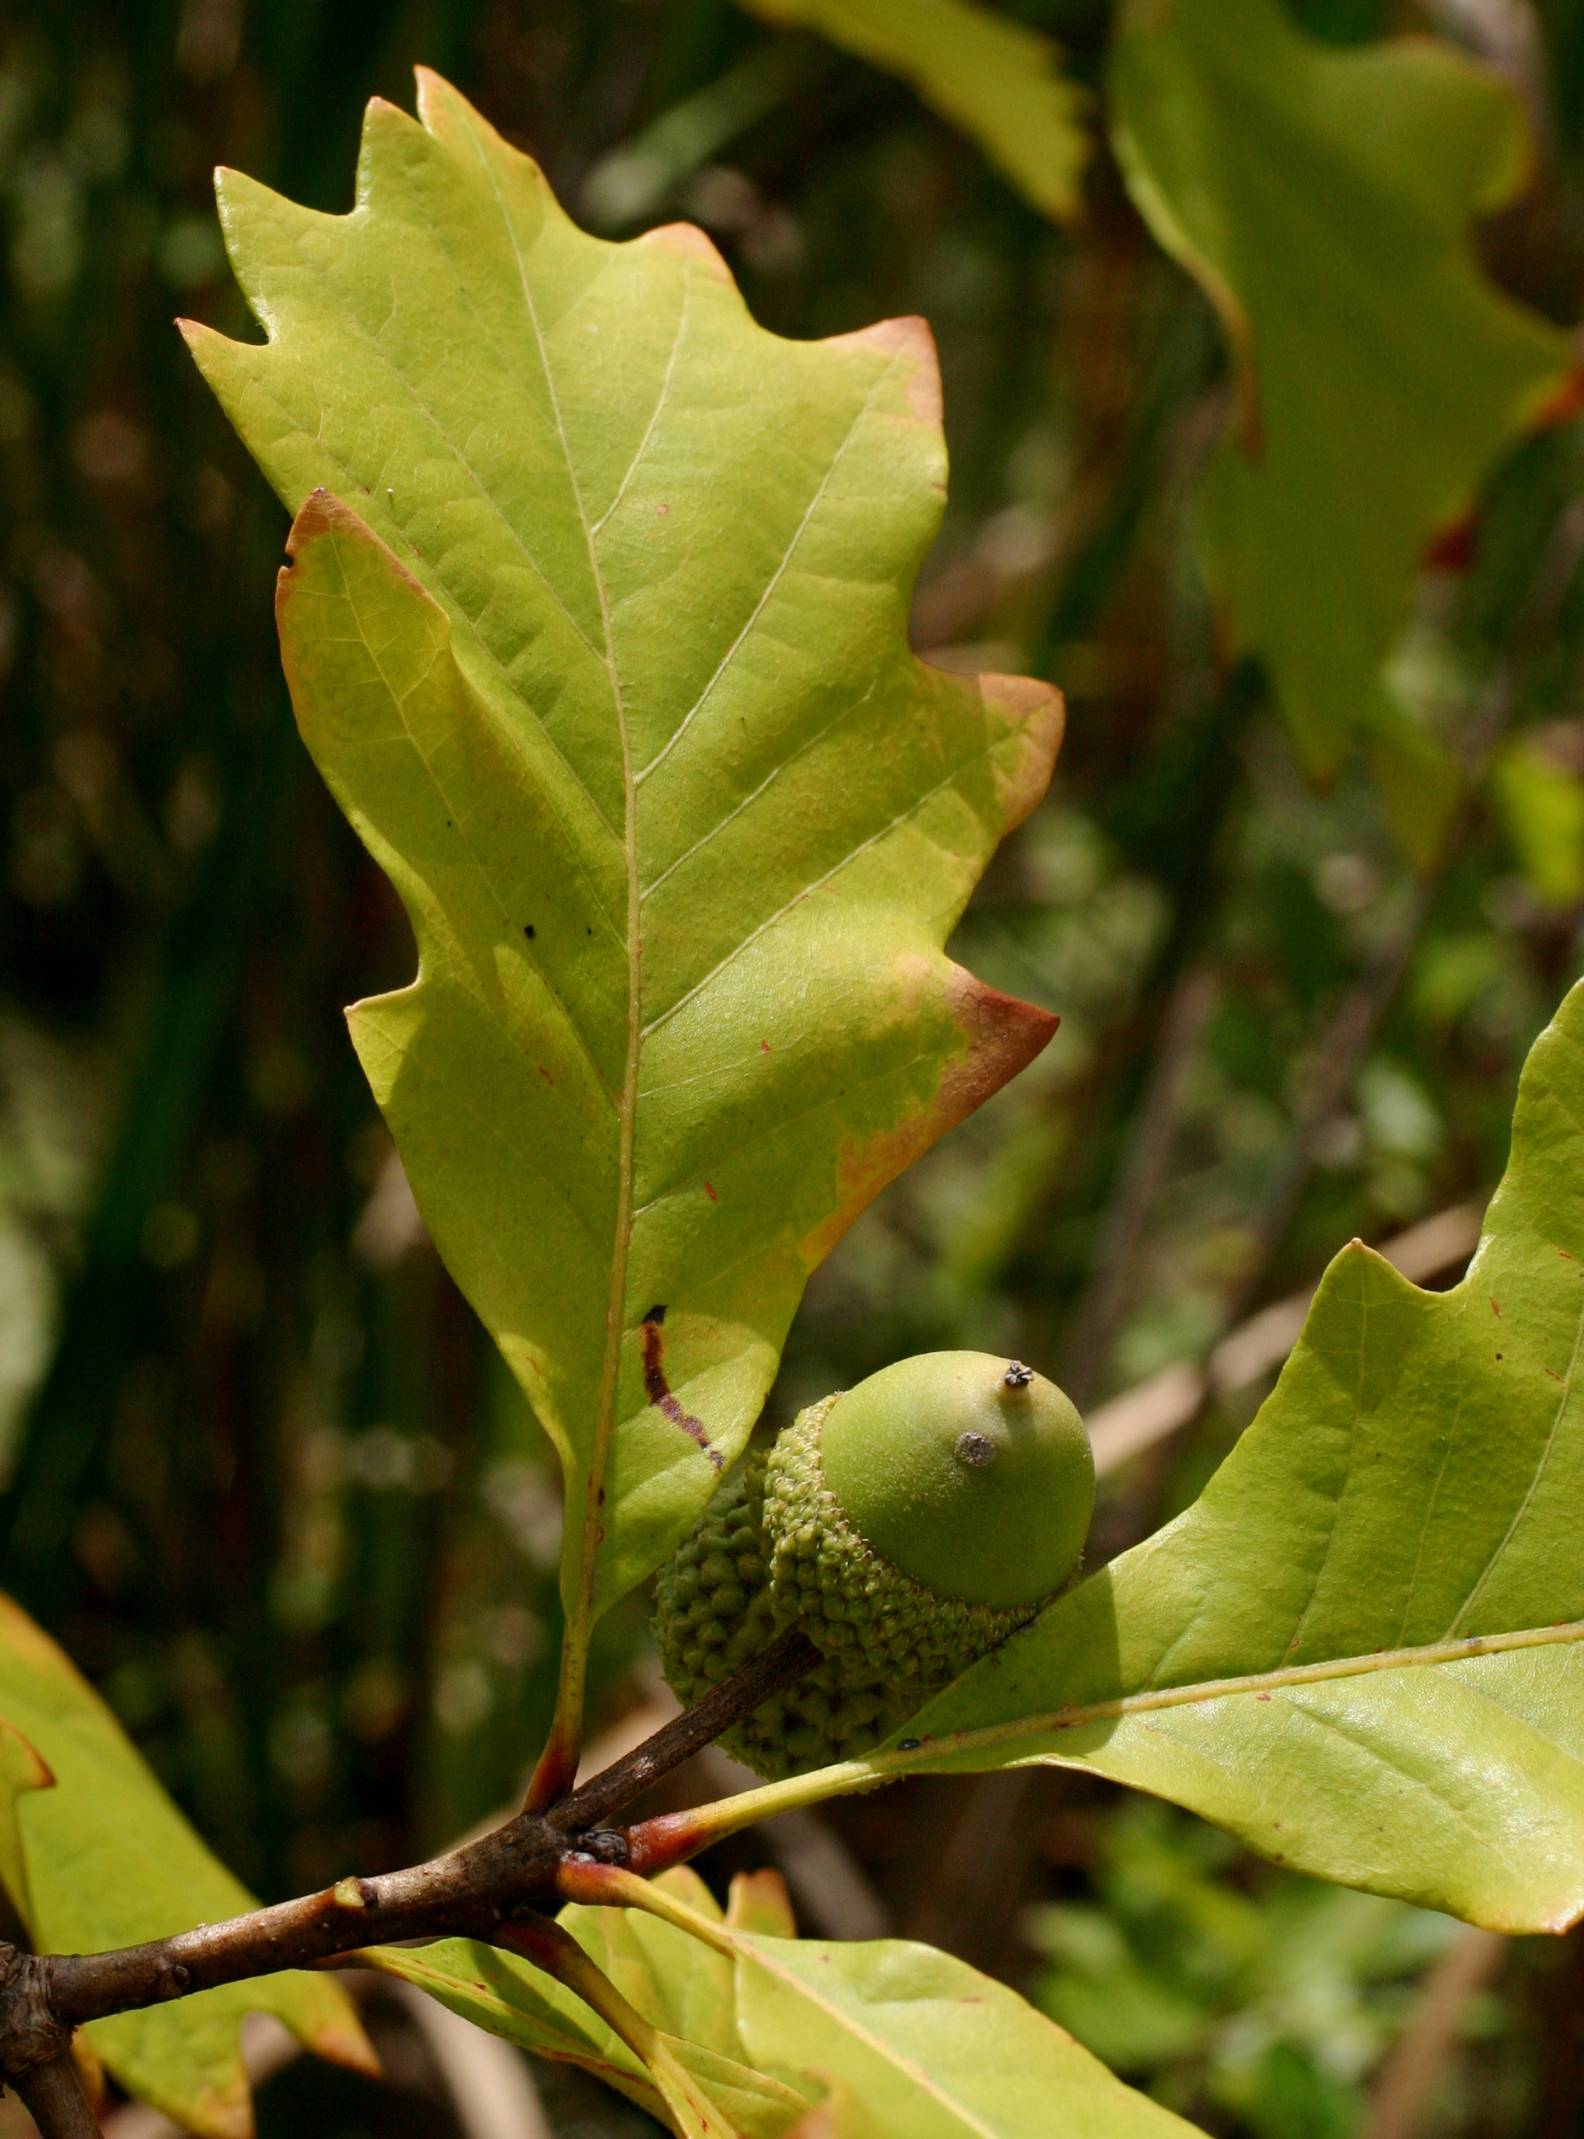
left=4, top=1, right=1584, bottom=2132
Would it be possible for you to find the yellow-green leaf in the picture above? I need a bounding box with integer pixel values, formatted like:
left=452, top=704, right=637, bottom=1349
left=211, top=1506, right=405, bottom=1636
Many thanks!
left=360, top=1936, right=662, bottom=2114
left=0, top=1595, right=372, bottom=2138
left=733, top=0, right=1089, bottom=221
left=1493, top=739, right=1584, bottom=905
left=894, top=977, right=1584, bottom=1934
left=729, top=1932, right=1202, bottom=2137
left=367, top=1871, right=814, bottom=2139
left=187, top=75, right=1062, bottom=1705
left=1110, top=0, right=1574, bottom=857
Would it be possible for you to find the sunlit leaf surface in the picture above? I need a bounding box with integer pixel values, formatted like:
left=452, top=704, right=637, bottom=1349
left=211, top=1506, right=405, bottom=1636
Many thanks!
left=188, top=74, right=1062, bottom=1682
left=1111, top=0, right=1573, bottom=855
left=899, top=980, right=1584, bottom=1933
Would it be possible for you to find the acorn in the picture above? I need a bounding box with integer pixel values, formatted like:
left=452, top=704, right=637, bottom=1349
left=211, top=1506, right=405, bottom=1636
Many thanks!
left=764, top=1352, right=1094, bottom=1692
left=652, top=1353, right=1094, bottom=1779
left=650, top=1452, right=917, bottom=1776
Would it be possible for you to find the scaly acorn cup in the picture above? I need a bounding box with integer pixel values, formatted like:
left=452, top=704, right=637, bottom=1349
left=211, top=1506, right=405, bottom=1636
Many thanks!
left=651, top=1456, right=917, bottom=1777
left=763, top=1352, right=1094, bottom=1692
left=651, top=1352, right=1094, bottom=1779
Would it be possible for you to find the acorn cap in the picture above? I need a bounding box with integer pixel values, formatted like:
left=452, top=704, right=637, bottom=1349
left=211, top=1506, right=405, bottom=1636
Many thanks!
left=651, top=1454, right=918, bottom=1779
left=818, top=1351, right=1093, bottom=1607
left=764, top=1384, right=1088, bottom=1694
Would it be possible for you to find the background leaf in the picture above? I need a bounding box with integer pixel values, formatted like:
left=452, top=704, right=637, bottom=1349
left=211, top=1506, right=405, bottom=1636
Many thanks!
left=187, top=74, right=1062, bottom=1703
left=727, top=1925, right=1202, bottom=2136
left=732, top=0, right=1090, bottom=222
left=893, top=976, right=1584, bottom=1933
left=0, top=1594, right=372, bottom=2138
left=1109, top=0, right=1573, bottom=856
left=362, top=1935, right=677, bottom=2114
left=377, top=1869, right=1194, bottom=2136
left=368, top=1871, right=814, bottom=2137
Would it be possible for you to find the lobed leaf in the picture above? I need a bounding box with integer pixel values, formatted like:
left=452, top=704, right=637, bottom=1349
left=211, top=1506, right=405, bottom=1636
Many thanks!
left=1110, top=0, right=1574, bottom=857
left=733, top=0, right=1090, bottom=221
left=367, top=1871, right=814, bottom=2137
left=891, top=977, right=1584, bottom=1933
left=376, top=1869, right=1196, bottom=2136
left=0, top=1595, right=372, bottom=2138
left=359, top=1937, right=660, bottom=2114
left=187, top=74, right=1062, bottom=1709
left=728, top=1931, right=1202, bottom=2137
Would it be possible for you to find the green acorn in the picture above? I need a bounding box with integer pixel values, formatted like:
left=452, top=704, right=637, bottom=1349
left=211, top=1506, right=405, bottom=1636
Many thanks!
left=651, top=1454, right=919, bottom=1776
left=764, top=1352, right=1093, bottom=1691
left=651, top=1352, right=1093, bottom=1779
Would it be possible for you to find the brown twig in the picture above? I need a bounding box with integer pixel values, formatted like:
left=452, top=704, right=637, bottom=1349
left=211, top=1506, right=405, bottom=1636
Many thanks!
left=11, top=2053, right=102, bottom=2139
left=0, top=1628, right=818, bottom=2106
left=1359, top=1926, right=1507, bottom=2139
left=544, top=1627, right=817, bottom=1838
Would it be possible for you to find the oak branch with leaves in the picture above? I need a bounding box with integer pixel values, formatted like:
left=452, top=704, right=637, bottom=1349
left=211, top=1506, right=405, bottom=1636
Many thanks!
left=2, top=47, right=1584, bottom=2139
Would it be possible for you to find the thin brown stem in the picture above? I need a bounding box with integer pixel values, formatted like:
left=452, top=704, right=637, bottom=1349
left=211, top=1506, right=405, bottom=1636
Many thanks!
left=45, top=1823, right=562, bottom=2030
left=1, top=1622, right=817, bottom=2087
left=11, top=2054, right=101, bottom=2139
left=545, top=1627, right=818, bottom=1838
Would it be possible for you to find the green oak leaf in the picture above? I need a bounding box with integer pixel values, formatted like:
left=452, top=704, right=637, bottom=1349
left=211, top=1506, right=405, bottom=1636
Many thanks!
left=883, top=976, right=1584, bottom=1933
left=367, top=1871, right=814, bottom=2138
left=0, top=1594, right=373, bottom=2138
left=1493, top=739, right=1584, bottom=906
left=563, top=1868, right=815, bottom=2135
left=1110, top=0, right=1574, bottom=857
left=733, top=0, right=1089, bottom=221
left=360, top=1937, right=659, bottom=2111
left=186, top=72, right=1061, bottom=1690
left=564, top=1866, right=745, bottom=2068
left=379, top=1868, right=1192, bottom=2136
left=729, top=1933, right=1203, bottom=2136
left=616, top=1877, right=1202, bottom=2136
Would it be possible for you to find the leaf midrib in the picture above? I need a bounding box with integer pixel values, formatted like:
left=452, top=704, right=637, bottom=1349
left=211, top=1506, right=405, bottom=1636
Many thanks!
left=734, top=1940, right=1001, bottom=2139
left=917, top=1614, right=1584, bottom=1765
left=451, top=103, right=644, bottom=1652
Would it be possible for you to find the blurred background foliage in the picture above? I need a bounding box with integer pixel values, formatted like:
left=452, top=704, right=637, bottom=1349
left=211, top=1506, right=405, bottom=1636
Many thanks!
left=4, top=0, right=1584, bottom=2132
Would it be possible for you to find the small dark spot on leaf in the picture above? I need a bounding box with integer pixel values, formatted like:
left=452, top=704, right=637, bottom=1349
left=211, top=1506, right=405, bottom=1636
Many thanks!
left=523, top=923, right=536, bottom=940
left=537, top=1066, right=554, bottom=1087
left=640, top=1306, right=722, bottom=1470
left=657, top=501, right=670, bottom=516
left=1490, top=1297, right=1501, bottom=1317
left=898, top=1738, right=921, bottom=1752
left=704, top=1180, right=718, bottom=1203
left=760, top=1038, right=771, bottom=1053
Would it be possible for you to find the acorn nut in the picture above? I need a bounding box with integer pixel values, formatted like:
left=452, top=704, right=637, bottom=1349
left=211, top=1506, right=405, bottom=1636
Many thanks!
left=651, top=1352, right=1094, bottom=1781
